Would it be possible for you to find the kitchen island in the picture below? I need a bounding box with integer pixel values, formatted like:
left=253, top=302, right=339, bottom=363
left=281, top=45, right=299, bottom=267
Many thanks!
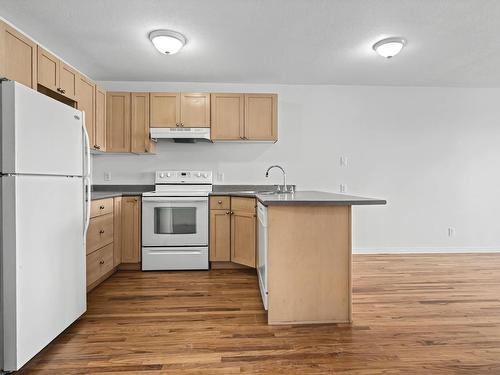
left=212, top=187, right=386, bottom=325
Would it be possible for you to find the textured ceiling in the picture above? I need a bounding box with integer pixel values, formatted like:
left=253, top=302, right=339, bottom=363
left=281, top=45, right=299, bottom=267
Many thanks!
left=1, top=0, right=499, bottom=86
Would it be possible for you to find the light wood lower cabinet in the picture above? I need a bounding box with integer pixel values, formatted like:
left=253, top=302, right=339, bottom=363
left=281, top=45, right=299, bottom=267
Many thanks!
left=113, top=197, right=122, bottom=267
left=86, top=213, right=113, bottom=254
left=231, top=208, right=256, bottom=268
left=209, top=209, right=231, bottom=261
left=0, top=19, right=37, bottom=89
left=121, top=196, right=142, bottom=264
left=209, top=196, right=256, bottom=268
left=86, top=243, right=114, bottom=287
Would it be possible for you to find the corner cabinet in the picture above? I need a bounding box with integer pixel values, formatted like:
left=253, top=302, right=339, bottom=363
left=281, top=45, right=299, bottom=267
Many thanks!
left=209, top=196, right=256, bottom=268
left=0, top=20, right=37, bottom=89
left=211, top=93, right=277, bottom=141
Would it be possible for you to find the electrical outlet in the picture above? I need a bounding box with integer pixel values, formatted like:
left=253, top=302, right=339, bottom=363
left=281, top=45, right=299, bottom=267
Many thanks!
left=448, top=227, right=456, bottom=237
left=104, top=172, right=111, bottom=182
left=340, top=156, right=348, bottom=167
left=340, top=184, right=347, bottom=193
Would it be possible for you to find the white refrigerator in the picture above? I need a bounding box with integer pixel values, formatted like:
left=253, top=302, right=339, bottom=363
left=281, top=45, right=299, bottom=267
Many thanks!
left=0, top=81, right=91, bottom=372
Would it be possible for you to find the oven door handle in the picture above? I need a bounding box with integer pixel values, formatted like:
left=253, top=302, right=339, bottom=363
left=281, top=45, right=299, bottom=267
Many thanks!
left=143, top=198, right=208, bottom=203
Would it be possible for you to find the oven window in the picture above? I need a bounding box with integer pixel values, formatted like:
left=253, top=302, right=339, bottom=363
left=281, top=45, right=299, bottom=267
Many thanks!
left=154, top=207, right=197, bottom=234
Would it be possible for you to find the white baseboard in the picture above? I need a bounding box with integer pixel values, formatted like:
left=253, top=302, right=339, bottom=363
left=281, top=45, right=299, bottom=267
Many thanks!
left=353, top=247, right=500, bottom=254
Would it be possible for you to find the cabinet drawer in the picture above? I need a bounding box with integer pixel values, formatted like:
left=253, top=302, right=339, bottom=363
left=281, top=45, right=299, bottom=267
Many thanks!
left=86, top=213, right=113, bottom=254
left=86, top=243, right=114, bottom=286
left=231, top=197, right=256, bottom=212
left=90, top=198, right=113, bottom=218
left=210, top=196, right=230, bottom=210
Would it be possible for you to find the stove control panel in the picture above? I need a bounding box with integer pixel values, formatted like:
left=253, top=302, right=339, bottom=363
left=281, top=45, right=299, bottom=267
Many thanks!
left=155, top=170, right=213, bottom=184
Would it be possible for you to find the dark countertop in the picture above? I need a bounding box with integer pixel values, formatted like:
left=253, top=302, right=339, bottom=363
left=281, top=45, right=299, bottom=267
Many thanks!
left=255, top=191, right=386, bottom=206
left=211, top=185, right=386, bottom=206
left=91, top=184, right=386, bottom=206
left=91, top=185, right=153, bottom=200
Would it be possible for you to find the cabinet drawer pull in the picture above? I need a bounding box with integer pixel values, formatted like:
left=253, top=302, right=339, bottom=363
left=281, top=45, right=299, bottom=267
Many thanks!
left=99, top=205, right=105, bottom=209
left=99, top=229, right=105, bottom=234
left=99, top=260, right=104, bottom=265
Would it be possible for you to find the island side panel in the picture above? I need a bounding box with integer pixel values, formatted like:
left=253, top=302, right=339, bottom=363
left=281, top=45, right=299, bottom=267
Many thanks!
left=267, top=205, right=352, bottom=324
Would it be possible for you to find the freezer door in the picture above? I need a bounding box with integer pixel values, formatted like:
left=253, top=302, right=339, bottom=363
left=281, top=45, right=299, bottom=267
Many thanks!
left=1, top=81, right=84, bottom=176
left=1, top=175, right=86, bottom=371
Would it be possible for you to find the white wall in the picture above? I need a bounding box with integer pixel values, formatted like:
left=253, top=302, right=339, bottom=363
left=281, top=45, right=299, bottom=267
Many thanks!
left=93, top=81, right=500, bottom=253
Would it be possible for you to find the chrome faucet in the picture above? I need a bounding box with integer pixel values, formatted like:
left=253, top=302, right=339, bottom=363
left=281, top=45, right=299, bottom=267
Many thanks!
left=265, top=165, right=288, bottom=192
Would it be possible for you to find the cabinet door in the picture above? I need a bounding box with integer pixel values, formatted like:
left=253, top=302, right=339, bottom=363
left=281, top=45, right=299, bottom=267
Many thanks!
left=121, top=196, right=141, bottom=263
left=244, top=94, right=277, bottom=141
left=0, top=20, right=37, bottom=88
left=210, top=93, right=244, bottom=140
left=113, top=197, right=122, bottom=267
left=76, top=75, right=96, bottom=148
left=150, top=92, right=180, bottom=127
left=131, top=93, right=155, bottom=153
left=231, top=210, right=256, bottom=268
left=37, top=46, right=59, bottom=92
left=59, top=62, right=78, bottom=101
left=180, top=93, right=210, bottom=127
left=94, top=86, right=106, bottom=151
left=210, top=209, right=231, bottom=261
left=106, top=92, right=131, bottom=152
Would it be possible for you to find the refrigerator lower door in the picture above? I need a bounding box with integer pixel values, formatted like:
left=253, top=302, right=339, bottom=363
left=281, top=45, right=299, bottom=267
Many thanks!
left=1, top=175, right=86, bottom=371
left=1, top=81, right=84, bottom=176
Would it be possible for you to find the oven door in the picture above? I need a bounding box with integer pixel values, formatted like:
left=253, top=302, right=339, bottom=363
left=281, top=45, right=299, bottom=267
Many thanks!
left=142, top=196, right=208, bottom=247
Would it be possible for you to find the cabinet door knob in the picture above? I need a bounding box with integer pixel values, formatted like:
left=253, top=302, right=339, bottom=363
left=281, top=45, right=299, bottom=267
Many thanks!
left=218, top=200, right=222, bottom=204
left=180, top=122, right=184, bottom=127
left=99, top=229, right=105, bottom=234
left=99, top=205, right=105, bottom=209
left=230, top=211, right=234, bottom=215
left=226, top=211, right=230, bottom=215
left=94, top=145, right=101, bottom=150
left=99, top=260, right=104, bottom=265
left=61, top=89, right=66, bottom=94
left=176, top=123, right=180, bottom=127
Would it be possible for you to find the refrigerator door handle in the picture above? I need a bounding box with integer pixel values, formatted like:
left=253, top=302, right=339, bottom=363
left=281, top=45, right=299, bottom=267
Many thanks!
left=81, top=111, right=91, bottom=178
left=84, top=176, right=91, bottom=237
left=81, top=112, right=92, bottom=237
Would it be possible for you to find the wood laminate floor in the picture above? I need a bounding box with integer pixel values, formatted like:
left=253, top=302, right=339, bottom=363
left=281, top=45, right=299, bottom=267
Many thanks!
left=15, top=254, right=500, bottom=374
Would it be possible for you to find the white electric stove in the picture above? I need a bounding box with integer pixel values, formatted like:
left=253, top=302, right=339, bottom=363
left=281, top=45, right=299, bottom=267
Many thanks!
left=141, top=170, right=212, bottom=270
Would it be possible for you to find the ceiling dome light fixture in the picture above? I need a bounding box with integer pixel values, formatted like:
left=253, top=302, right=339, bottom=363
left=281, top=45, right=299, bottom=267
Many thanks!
left=372, top=37, right=407, bottom=58
left=149, top=29, right=187, bottom=55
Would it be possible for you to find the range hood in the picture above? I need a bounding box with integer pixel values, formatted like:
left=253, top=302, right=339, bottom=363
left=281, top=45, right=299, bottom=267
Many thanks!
left=150, top=127, right=211, bottom=143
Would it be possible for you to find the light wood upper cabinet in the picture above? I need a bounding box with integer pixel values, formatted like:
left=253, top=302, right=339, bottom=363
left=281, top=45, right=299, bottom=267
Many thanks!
left=131, top=93, right=155, bottom=154
left=244, top=94, right=277, bottom=141
left=106, top=92, right=131, bottom=152
left=210, top=209, right=231, bottom=262
left=0, top=20, right=37, bottom=88
left=37, top=46, right=59, bottom=92
left=180, top=93, right=210, bottom=127
left=121, top=196, right=141, bottom=264
left=59, top=62, right=78, bottom=101
left=76, top=75, right=96, bottom=148
left=94, top=86, right=106, bottom=151
left=210, top=93, right=244, bottom=140
left=150, top=92, right=180, bottom=127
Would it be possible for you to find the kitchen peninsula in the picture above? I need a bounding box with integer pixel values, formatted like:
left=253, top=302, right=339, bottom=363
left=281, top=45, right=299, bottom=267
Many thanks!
left=211, top=187, right=386, bottom=325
